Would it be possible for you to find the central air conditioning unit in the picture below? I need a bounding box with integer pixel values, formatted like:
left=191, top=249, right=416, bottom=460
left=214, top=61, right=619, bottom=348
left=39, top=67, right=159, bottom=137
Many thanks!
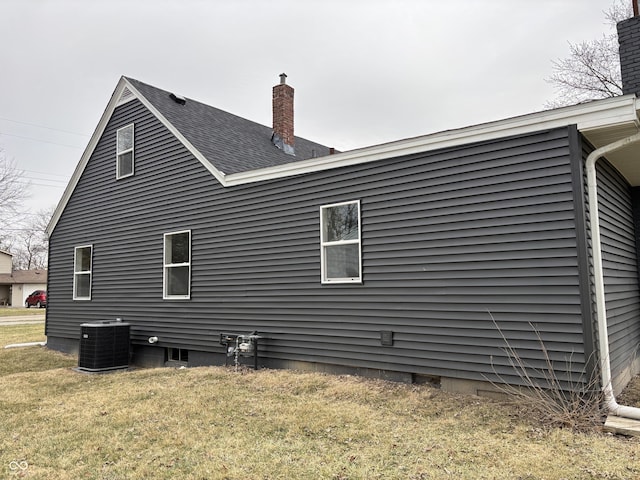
left=78, top=321, right=130, bottom=372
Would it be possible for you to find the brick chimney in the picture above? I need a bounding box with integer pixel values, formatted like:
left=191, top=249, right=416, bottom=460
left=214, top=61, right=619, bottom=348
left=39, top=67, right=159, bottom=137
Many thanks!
left=272, top=73, right=295, bottom=155
left=617, top=7, right=640, bottom=97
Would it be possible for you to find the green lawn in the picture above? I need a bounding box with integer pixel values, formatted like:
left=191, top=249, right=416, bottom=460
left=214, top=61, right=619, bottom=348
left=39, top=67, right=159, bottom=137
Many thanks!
left=1, top=324, right=638, bottom=479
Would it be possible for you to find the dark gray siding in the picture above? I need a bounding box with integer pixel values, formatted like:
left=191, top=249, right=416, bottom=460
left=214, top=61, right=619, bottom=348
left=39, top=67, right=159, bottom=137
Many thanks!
left=596, top=159, right=640, bottom=380
left=47, top=99, right=589, bottom=385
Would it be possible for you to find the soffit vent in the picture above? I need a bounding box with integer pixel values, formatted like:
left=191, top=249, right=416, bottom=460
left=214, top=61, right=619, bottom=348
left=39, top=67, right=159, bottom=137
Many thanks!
left=117, top=86, right=135, bottom=106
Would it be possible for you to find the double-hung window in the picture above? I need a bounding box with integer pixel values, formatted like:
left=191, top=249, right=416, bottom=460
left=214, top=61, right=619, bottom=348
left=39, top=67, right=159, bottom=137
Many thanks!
left=164, top=230, right=191, bottom=299
left=73, top=245, right=93, bottom=300
left=320, top=200, right=362, bottom=283
left=116, top=124, right=134, bottom=179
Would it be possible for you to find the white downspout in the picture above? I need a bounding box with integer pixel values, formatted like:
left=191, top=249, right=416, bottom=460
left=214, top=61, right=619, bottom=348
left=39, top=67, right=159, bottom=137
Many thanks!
left=586, top=130, right=640, bottom=420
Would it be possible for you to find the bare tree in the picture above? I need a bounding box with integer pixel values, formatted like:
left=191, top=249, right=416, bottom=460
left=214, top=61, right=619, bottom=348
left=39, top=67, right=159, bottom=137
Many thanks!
left=0, top=150, right=29, bottom=227
left=9, top=207, right=54, bottom=270
left=546, top=0, right=633, bottom=107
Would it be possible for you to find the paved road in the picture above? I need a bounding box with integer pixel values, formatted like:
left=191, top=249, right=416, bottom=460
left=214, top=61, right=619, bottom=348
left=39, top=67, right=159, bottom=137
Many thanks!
left=0, top=315, right=45, bottom=326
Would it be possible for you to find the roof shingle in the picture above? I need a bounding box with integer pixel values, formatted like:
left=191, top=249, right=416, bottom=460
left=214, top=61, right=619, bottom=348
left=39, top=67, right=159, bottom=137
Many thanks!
left=126, top=78, right=333, bottom=175
left=0, top=269, right=48, bottom=285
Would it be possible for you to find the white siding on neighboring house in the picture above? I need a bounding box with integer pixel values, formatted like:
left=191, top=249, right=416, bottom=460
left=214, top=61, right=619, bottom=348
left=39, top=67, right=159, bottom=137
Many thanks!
left=0, top=251, right=12, bottom=275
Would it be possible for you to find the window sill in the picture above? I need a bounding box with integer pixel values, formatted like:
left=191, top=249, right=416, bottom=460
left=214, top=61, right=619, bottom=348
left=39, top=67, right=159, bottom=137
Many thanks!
left=321, top=279, right=362, bottom=285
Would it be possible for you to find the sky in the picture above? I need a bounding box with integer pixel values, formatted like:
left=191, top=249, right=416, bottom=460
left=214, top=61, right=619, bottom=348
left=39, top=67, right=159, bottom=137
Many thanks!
left=0, top=0, right=624, bottom=219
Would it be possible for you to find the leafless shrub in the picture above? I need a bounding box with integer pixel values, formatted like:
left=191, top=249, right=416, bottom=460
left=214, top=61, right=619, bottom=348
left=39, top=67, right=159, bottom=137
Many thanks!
left=486, top=313, right=604, bottom=432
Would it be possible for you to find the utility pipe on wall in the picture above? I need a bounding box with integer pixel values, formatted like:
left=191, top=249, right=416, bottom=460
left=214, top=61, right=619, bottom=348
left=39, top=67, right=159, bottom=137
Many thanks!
left=586, top=130, right=640, bottom=420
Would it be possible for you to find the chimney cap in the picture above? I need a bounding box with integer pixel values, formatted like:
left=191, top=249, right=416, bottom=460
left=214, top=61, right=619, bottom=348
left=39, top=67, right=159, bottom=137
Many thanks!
left=279, top=73, right=288, bottom=84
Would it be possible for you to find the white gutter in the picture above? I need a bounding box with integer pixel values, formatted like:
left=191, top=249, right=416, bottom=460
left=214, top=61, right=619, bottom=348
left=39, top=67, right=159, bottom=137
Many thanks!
left=586, top=131, right=640, bottom=420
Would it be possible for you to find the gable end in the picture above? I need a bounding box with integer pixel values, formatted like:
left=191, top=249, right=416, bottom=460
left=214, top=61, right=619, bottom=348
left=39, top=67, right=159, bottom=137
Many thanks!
left=47, top=77, right=226, bottom=237
left=117, top=86, right=135, bottom=106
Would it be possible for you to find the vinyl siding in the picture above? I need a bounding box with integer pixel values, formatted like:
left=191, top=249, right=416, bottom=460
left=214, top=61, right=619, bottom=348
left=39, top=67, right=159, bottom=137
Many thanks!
left=596, top=160, right=640, bottom=381
left=47, top=99, right=589, bottom=386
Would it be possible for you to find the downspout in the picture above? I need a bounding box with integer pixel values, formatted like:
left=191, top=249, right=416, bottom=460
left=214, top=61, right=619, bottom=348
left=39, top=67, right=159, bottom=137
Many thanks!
left=586, top=130, right=640, bottom=420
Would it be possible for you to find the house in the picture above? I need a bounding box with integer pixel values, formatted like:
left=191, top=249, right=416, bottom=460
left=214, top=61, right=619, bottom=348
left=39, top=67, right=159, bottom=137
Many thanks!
left=46, top=16, right=640, bottom=415
left=0, top=250, right=47, bottom=306
left=0, top=250, right=12, bottom=305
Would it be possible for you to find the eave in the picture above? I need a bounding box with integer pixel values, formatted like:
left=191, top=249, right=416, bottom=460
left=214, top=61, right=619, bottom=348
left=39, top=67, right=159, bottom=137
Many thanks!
left=46, top=78, right=640, bottom=236
left=226, top=95, right=640, bottom=186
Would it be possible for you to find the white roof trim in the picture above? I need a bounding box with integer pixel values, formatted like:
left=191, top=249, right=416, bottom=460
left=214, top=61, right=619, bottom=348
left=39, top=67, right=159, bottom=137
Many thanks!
left=225, top=95, right=640, bottom=186
left=47, top=77, right=227, bottom=236
left=47, top=79, right=126, bottom=236
left=123, top=81, right=227, bottom=184
left=116, top=86, right=136, bottom=106
left=46, top=77, right=640, bottom=235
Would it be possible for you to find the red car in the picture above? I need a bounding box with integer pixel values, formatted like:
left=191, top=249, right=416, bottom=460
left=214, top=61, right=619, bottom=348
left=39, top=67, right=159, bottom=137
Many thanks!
left=25, top=290, right=47, bottom=308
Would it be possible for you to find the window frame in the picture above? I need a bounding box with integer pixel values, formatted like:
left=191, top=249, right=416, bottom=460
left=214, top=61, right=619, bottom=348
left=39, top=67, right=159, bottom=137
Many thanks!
left=73, top=244, right=93, bottom=300
left=320, top=200, right=362, bottom=284
left=163, top=230, right=191, bottom=300
left=116, top=124, right=135, bottom=179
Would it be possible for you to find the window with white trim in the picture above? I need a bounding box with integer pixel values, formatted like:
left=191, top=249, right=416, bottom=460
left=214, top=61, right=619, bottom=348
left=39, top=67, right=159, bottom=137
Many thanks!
left=116, top=124, right=134, bottom=179
left=163, top=230, right=191, bottom=299
left=73, top=245, right=93, bottom=300
left=320, top=200, right=362, bottom=283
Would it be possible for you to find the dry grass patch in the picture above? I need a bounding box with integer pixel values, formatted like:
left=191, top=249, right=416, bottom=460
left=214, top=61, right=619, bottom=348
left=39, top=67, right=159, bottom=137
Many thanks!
left=1, top=325, right=639, bottom=479
left=0, top=323, right=46, bottom=347
left=0, top=307, right=46, bottom=317
left=0, top=324, right=75, bottom=376
left=618, top=375, right=640, bottom=408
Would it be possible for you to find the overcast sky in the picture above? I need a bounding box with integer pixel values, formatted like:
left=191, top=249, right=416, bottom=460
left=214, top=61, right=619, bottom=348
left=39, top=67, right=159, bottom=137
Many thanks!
left=0, top=0, right=622, bottom=216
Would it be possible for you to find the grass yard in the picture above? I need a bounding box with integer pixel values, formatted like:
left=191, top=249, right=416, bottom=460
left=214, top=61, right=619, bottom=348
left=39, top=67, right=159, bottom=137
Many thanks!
left=0, top=307, right=46, bottom=317
left=1, top=324, right=639, bottom=479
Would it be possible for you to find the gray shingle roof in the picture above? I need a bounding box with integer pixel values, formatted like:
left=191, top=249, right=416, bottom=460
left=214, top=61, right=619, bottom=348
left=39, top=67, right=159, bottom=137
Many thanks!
left=0, top=269, right=47, bottom=285
left=126, top=78, right=333, bottom=175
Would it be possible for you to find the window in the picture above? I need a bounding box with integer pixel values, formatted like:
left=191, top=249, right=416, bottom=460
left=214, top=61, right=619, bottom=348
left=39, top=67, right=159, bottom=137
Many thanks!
left=320, top=200, right=362, bottom=283
left=116, top=124, right=134, bottom=179
left=164, top=230, right=191, bottom=299
left=73, top=245, right=93, bottom=300
left=167, top=348, right=189, bottom=363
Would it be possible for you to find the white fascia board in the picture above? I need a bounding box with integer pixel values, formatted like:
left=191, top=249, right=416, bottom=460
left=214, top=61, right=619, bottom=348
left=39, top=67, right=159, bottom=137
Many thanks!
left=46, top=77, right=226, bottom=236
left=47, top=78, right=128, bottom=237
left=47, top=80, right=639, bottom=237
left=225, top=95, right=640, bottom=187
left=123, top=80, right=226, bottom=184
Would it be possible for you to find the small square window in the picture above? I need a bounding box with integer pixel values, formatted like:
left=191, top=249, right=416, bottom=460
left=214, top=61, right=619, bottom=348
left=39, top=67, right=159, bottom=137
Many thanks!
left=116, top=124, right=134, bottom=179
left=320, top=201, right=362, bottom=283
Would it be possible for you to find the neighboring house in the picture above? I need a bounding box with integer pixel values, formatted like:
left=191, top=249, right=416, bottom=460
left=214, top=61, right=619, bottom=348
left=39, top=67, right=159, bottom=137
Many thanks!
left=0, top=250, right=12, bottom=305
left=46, top=16, right=640, bottom=408
left=0, top=250, right=48, bottom=306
